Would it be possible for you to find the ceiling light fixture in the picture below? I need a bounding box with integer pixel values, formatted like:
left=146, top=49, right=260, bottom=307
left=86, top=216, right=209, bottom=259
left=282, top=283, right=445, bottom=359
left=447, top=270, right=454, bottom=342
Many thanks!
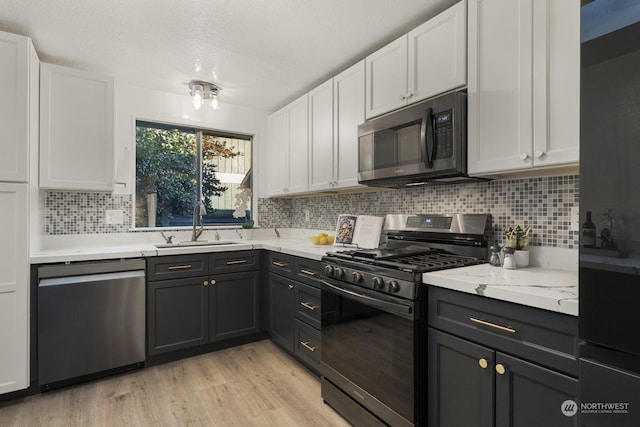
left=189, top=80, right=221, bottom=110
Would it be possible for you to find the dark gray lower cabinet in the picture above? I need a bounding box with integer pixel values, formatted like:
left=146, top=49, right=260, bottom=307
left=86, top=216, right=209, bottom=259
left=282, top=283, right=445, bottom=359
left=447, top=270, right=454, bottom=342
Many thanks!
left=147, top=252, right=261, bottom=356
left=209, top=270, right=260, bottom=341
left=269, top=273, right=295, bottom=350
left=429, top=328, right=578, bottom=427
left=148, top=275, right=209, bottom=355
left=268, top=252, right=323, bottom=373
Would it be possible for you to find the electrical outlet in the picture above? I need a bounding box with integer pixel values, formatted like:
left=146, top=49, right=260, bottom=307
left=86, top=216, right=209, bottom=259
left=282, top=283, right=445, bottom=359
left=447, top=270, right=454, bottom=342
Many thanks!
left=105, top=209, right=124, bottom=225
left=304, top=209, right=310, bottom=223
left=570, top=207, right=579, bottom=231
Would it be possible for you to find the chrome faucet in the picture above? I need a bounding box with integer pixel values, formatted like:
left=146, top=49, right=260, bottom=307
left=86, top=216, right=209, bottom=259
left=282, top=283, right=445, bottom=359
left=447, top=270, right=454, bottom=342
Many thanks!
left=191, top=201, right=206, bottom=241
left=160, top=231, right=175, bottom=244
left=274, top=227, right=281, bottom=238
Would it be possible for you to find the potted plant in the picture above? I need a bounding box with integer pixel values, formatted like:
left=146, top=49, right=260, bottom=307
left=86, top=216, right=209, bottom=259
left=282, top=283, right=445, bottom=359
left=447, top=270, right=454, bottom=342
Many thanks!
left=241, top=219, right=254, bottom=240
left=505, top=225, right=531, bottom=267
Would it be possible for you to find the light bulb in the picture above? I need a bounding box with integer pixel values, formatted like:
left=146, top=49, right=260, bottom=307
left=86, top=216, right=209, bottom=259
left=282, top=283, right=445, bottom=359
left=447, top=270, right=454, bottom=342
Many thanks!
left=211, top=93, right=219, bottom=110
left=191, top=84, right=203, bottom=110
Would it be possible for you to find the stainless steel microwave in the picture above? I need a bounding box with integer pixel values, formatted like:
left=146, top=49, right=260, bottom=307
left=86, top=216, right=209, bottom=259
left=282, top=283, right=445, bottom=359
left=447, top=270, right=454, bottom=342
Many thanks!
left=358, top=91, right=478, bottom=187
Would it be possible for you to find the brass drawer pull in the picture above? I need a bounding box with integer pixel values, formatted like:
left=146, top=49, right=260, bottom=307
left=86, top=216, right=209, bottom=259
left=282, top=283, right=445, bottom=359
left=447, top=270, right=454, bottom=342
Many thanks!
left=226, top=259, right=248, bottom=265
left=300, top=269, right=317, bottom=276
left=168, top=264, right=192, bottom=270
left=203, top=280, right=209, bottom=287
left=272, top=261, right=288, bottom=267
left=495, top=364, right=506, bottom=375
left=300, top=341, right=317, bottom=352
left=288, top=284, right=294, bottom=290
left=470, top=317, right=516, bottom=334
left=478, top=358, right=488, bottom=369
left=300, top=302, right=318, bottom=311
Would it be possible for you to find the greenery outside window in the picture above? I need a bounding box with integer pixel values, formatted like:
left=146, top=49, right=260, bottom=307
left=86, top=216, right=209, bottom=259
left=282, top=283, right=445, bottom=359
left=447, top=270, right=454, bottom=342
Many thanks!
left=135, top=121, right=252, bottom=228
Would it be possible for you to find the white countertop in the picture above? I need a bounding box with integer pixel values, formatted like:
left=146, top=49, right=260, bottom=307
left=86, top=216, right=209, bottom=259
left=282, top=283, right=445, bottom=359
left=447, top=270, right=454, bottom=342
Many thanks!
left=423, top=263, right=578, bottom=317
left=31, top=231, right=579, bottom=317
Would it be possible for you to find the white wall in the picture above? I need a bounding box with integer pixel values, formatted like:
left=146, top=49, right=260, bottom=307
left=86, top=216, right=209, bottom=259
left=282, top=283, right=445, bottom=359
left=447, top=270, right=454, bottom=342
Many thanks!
left=112, top=82, right=270, bottom=207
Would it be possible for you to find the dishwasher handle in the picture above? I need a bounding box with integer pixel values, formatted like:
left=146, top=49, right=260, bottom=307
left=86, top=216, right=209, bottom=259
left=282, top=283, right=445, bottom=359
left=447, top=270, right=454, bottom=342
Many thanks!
left=39, top=270, right=145, bottom=287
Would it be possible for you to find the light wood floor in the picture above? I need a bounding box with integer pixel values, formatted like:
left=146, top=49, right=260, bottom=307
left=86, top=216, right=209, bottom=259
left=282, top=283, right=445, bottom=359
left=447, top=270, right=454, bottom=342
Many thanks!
left=0, top=340, right=350, bottom=427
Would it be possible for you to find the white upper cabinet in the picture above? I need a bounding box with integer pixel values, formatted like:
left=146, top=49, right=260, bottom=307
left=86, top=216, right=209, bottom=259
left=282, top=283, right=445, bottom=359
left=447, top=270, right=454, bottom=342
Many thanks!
left=40, top=63, right=115, bottom=191
left=333, top=60, right=365, bottom=189
left=308, top=61, right=366, bottom=192
left=266, top=94, right=309, bottom=196
left=308, top=79, right=335, bottom=192
left=468, top=0, right=579, bottom=175
left=365, top=0, right=467, bottom=119
left=0, top=31, right=38, bottom=183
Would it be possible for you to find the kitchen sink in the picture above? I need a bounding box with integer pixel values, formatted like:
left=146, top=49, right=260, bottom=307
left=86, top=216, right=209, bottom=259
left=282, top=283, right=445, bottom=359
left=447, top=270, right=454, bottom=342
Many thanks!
left=154, top=240, right=239, bottom=248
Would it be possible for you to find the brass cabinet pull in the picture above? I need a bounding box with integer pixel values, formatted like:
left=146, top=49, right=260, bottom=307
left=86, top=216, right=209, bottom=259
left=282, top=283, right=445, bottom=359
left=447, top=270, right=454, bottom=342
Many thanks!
left=272, top=261, right=288, bottom=267
left=470, top=317, right=516, bottom=334
left=168, top=264, right=192, bottom=270
left=203, top=280, right=209, bottom=287
left=478, top=358, right=488, bottom=369
left=300, top=269, right=317, bottom=276
left=300, top=302, right=318, bottom=311
left=495, top=364, right=506, bottom=375
left=288, top=284, right=294, bottom=290
left=210, top=279, right=216, bottom=285
left=300, top=341, right=317, bottom=352
left=226, top=259, right=248, bottom=265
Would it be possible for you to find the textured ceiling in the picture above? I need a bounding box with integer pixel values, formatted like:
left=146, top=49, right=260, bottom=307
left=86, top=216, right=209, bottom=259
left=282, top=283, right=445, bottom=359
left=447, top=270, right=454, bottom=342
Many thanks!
left=1, top=0, right=459, bottom=111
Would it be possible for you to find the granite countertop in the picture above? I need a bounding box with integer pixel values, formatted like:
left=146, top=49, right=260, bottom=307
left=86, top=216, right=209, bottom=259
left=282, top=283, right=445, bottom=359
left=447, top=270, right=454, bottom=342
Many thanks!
left=423, top=263, right=578, bottom=317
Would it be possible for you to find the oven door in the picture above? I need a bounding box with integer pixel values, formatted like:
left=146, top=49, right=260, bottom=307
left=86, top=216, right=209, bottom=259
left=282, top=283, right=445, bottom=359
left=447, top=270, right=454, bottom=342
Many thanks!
left=320, top=278, right=421, bottom=427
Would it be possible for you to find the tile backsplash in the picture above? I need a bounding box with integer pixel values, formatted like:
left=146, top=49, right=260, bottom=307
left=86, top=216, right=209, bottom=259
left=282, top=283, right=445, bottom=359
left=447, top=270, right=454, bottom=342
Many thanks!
left=44, top=174, right=579, bottom=249
left=259, top=174, right=579, bottom=249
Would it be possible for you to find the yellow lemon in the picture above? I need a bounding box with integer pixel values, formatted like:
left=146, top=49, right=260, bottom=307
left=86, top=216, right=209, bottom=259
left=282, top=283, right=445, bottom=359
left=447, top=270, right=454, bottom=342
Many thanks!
left=319, top=237, right=328, bottom=245
left=311, top=236, right=320, bottom=244
left=327, top=235, right=334, bottom=244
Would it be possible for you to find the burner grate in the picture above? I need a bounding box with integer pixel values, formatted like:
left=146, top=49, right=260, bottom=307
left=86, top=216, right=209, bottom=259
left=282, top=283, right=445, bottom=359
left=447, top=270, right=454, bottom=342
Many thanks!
left=376, top=252, right=481, bottom=273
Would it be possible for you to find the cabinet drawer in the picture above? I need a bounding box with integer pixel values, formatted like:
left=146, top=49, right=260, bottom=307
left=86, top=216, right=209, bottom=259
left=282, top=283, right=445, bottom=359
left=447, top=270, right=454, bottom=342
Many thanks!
left=269, top=252, right=294, bottom=278
left=294, top=258, right=323, bottom=287
left=294, top=319, right=321, bottom=372
left=295, top=282, right=321, bottom=329
left=428, top=286, right=579, bottom=376
left=147, top=255, right=208, bottom=281
left=210, top=250, right=260, bottom=274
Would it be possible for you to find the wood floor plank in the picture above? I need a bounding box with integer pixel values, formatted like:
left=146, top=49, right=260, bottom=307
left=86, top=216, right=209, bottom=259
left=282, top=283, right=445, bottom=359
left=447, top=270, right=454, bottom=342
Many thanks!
left=0, top=340, right=349, bottom=427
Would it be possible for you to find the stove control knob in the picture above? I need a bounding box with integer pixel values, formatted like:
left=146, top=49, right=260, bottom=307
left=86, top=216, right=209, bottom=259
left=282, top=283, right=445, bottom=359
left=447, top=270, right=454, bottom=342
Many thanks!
left=372, top=277, right=384, bottom=289
left=389, top=280, right=400, bottom=293
left=323, top=265, right=334, bottom=277
left=334, top=267, right=345, bottom=279
left=351, top=272, right=363, bottom=283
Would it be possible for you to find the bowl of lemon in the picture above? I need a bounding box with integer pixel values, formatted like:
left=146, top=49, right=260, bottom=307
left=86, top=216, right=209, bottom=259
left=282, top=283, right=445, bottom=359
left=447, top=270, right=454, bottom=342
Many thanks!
left=310, top=233, right=334, bottom=245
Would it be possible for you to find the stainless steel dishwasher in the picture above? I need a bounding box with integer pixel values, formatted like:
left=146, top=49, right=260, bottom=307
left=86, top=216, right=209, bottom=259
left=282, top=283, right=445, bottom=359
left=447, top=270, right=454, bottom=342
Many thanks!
left=38, top=259, right=146, bottom=390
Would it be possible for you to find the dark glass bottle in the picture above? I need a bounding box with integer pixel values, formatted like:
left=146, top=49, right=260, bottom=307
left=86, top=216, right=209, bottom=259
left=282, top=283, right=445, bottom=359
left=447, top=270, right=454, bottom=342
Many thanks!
left=582, top=211, right=597, bottom=248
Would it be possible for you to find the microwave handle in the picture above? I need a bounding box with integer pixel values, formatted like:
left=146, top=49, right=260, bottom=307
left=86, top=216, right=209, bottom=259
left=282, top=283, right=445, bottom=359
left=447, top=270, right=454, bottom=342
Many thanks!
left=421, top=108, right=434, bottom=169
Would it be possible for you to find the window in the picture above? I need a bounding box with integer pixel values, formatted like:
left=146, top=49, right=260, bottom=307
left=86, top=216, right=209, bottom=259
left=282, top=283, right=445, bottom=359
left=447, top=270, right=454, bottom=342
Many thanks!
left=135, top=121, right=252, bottom=228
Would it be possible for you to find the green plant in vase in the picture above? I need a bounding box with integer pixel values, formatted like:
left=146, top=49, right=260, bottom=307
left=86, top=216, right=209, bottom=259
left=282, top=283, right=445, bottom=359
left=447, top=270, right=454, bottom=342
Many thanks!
left=505, top=225, right=531, bottom=267
left=242, top=219, right=254, bottom=229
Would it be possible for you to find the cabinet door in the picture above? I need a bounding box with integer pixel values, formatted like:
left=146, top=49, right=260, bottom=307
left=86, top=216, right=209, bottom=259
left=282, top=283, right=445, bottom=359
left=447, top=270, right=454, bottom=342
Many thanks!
left=495, top=352, right=578, bottom=427
left=147, top=276, right=208, bottom=355
left=308, top=79, right=335, bottom=192
left=267, top=108, right=289, bottom=196
left=468, top=0, right=534, bottom=175
left=408, top=0, right=467, bottom=104
left=0, top=183, right=28, bottom=394
left=333, top=60, right=365, bottom=189
left=209, top=271, right=260, bottom=341
left=0, top=32, right=33, bottom=183
left=365, top=35, right=407, bottom=118
left=287, top=94, right=309, bottom=194
left=532, top=0, right=579, bottom=167
left=40, top=63, right=114, bottom=191
left=269, top=273, right=295, bottom=352
left=428, top=328, right=494, bottom=427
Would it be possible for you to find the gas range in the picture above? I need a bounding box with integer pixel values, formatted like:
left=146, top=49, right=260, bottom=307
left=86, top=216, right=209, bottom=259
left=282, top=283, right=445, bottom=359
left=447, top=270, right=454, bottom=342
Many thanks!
left=321, top=214, right=490, bottom=300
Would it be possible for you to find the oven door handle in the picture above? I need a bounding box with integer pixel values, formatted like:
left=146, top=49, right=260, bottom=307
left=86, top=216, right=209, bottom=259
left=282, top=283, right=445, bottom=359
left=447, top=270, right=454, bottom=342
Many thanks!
left=320, top=280, right=415, bottom=320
